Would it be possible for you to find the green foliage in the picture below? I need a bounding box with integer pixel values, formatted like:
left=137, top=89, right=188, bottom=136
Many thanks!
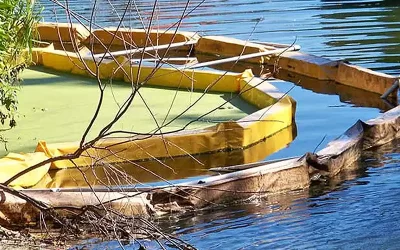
left=0, top=0, right=38, bottom=128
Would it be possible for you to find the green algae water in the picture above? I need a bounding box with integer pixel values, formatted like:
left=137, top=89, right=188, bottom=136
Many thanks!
left=1, top=68, right=255, bottom=155
left=30, top=0, right=400, bottom=249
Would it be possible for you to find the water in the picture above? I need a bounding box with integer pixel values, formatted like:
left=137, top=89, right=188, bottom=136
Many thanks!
left=155, top=140, right=400, bottom=249
left=36, top=0, right=400, bottom=248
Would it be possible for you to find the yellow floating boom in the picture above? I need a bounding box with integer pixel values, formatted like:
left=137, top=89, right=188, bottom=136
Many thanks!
left=2, top=21, right=397, bottom=190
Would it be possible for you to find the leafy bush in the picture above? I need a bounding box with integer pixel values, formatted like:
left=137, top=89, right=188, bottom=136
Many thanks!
left=0, top=0, right=37, bottom=129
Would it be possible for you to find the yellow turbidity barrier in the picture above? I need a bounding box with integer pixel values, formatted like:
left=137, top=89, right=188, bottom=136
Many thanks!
left=265, top=52, right=398, bottom=97
left=8, top=21, right=394, bottom=189
left=85, top=28, right=199, bottom=48
left=123, top=65, right=242, bottom=92
left=25, top=69, right=292, bottom=170
left=195, top=36, right=274, bottom=64
left=36, top=44, right=244, bottom=92
left=0, top=66, right=294, bottom=187
left=32, top=125, right=296, bottom=189
left=336, top=62, right=397, bottom=97
left=32, top=22, right=397, bottom=96
left=30, top=43, right=54, bottom=65
left=40, top=49, right=127, bottom=80
left=0, top=153, right=50, bottom=188
left=37, top=45, right=242, bottom=92
left=35, top=22, right=90, bottom=44
left=0, top=23, right=296, bottom=188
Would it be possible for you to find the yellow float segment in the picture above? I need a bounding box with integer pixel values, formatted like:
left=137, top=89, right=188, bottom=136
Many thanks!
left=267, top=51, right=338, bottom=80
left=275, top=68, right=393, bottom=110
left=41, top=50, right=85, bottom=73
left=41, top=49, right=127, bottom=80
left=0, top=116, right=296, bottom=189
left=0, top=152, right=51, bottom=188
left=32, top=125, right=296, bottom=189
left=238, top=96, right=295, bottom=147
left=35, top=22, right=90, bottom=44
left=267, top=52, right=397, bottom=96
left=195, top=36, right=273, bottom=64
left=336, top=62, right=398, bottom=97
left=35, top=124, right=228, bottom=169
left=74, top=56, right=128, bottom=80
left=85, top=28, right=199, bottom=48
left=239, top=72, right=280, bottom=109
left=30, top=43, right=55, bottom=65
left=90, top=127, right=228, bottom=163
left=35, top=141, right=92, bottom=169
left=123, top=65, right=242, bottom=93
left=40, top=48, right=244, bottom=92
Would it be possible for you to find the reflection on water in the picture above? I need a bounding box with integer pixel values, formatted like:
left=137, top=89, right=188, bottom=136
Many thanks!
left=274, top=69, right=396, bottom=111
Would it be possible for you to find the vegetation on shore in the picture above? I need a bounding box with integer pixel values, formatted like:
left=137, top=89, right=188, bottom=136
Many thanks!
left=0, top=0, right=38, bottom=146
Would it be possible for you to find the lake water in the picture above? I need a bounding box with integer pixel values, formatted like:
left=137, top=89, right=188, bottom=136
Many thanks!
left=37, top=0, right=400, bottom=249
